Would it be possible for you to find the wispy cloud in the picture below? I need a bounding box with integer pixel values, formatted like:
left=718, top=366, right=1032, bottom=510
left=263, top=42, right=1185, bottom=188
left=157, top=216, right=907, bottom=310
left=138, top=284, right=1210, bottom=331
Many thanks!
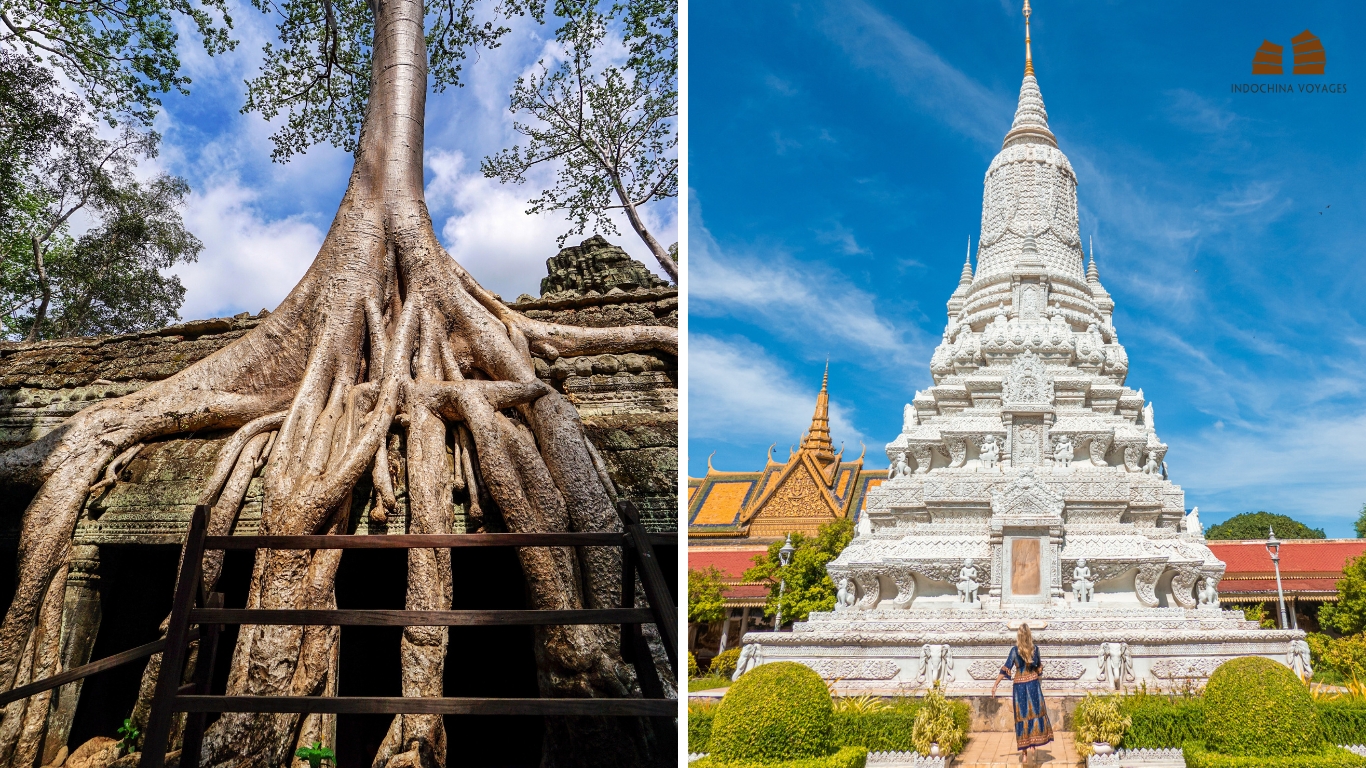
left=689, top=334, right=867, bottom=464
left=814, top=0, right=1010, bottom=148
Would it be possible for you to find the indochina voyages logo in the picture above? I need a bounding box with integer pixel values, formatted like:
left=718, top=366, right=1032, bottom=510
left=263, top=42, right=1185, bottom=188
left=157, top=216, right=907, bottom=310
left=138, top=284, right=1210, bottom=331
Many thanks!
left=1234, top=29, right=1345, bottom=93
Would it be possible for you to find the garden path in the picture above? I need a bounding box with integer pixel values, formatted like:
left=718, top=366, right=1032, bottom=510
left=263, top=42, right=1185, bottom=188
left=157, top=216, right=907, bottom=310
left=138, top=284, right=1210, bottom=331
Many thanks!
left=956, top=731, right=1080, bottom=766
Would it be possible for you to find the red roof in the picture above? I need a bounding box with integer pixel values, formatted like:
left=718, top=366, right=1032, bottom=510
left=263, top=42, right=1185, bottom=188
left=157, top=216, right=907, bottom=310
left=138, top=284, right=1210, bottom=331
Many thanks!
left=722, top=584, right=769, bottom=599
left=1218, top=578, right=1341, bottom=593
left=1208, top=539, right=1366, bottom=575
left=690, top=548, right=767, bottom=580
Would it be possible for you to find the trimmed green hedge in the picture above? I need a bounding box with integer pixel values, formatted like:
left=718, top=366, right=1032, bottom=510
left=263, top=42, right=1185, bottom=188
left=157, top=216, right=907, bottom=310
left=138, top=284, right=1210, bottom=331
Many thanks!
left=690, top=698, right=970, bottom=754
left=1119, top=696, right=1205, bottom=749
left=708, top=662, right=835, bottom=762
left=690, top=745, right=868, bottom=768
left=1183, top=742, right=1366, bottom=768
left=1204, top=657, right=1322, bottom=756
left=1323, top=702, right=1366, bottom=747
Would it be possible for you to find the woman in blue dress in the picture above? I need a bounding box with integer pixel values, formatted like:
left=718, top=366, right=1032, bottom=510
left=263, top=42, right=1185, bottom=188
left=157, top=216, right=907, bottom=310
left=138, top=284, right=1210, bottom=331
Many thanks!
left=991, top=623, right=1053, bottom=762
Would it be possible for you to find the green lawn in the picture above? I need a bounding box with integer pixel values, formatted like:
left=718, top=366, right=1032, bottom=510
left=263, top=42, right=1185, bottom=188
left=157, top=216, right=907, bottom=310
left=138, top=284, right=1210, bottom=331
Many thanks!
left=689, top=675, right=732, bottom=692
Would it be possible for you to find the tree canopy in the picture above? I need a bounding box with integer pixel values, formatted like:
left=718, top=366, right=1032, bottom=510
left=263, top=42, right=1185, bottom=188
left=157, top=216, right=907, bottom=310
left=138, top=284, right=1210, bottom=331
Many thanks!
left=1205, top=511, right=1325, bottom=541
left=688, top=565, right=727, bottom=625
left=742, top=517, right=854, bottom=626
left=1319, top=555, right=1366, bottom=635
left=1355, top=503, right=1366, bottom=538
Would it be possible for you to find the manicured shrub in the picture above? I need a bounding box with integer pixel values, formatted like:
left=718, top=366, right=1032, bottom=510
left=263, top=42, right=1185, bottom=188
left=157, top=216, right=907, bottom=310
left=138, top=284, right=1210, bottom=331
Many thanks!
left=1203, top=656, right=1321, bottom=757
left=689, top=651, right=700, bottom=679
left=1074, top=693, right=1130, bottom=757
left=692, top=695, right=971, bottom=755
left=1183, top=742, right=1366, bottom=767
left=1320, top=701, right=1366, bottom=747
left=1118, top=694, right=1204, bottom=749
left=689, top=701, right=718, bottom=754
left=1310, top=633, right=1366, bottom=683
left=911, top=685, right=966, bottom=756
left=711, top=648, right=742, bottom=679
left=690, top=745, right=868, bottom=768
left=707, top=662, right=835, bottom=762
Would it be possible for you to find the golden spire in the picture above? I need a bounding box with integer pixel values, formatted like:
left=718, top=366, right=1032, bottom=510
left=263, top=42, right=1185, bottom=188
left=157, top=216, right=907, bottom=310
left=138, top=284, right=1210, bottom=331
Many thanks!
left=799, top=360, right=836, bottom=465
left=1023, top=0, right=1034, bottom=76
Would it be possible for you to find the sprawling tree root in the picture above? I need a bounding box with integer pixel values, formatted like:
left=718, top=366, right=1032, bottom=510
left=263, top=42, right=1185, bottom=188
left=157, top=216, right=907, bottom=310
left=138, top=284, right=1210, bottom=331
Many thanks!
left=0, top=0, right=675, bottom=762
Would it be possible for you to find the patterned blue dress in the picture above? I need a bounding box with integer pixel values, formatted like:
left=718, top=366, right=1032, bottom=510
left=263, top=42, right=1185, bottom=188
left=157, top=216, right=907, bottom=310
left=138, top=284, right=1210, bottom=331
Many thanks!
left=1000, top=645, right=1054, bottom=751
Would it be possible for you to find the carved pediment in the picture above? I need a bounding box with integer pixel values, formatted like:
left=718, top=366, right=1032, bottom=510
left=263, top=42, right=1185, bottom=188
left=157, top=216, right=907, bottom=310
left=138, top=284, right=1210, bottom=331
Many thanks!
left=1002, top=350, right=1054, bottom=408
left=990, top=469, right=1063, bottom=519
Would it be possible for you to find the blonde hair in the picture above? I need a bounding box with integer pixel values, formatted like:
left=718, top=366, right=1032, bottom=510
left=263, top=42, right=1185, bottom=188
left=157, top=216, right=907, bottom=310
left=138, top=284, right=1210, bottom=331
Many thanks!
left=1017, top=623, right=1035, bottom=662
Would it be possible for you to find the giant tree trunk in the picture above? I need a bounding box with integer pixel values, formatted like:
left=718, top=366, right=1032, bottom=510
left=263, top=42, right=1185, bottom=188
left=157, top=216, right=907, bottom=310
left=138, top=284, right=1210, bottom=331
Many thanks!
left=0, top=0, right=675, bottom=764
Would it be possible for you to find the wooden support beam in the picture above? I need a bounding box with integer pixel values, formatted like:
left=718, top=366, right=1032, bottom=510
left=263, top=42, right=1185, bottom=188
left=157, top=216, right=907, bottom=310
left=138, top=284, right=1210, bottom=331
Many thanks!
left=189, top=608, right=655, bottom=627
left=173, top=696, right=677, bottom=716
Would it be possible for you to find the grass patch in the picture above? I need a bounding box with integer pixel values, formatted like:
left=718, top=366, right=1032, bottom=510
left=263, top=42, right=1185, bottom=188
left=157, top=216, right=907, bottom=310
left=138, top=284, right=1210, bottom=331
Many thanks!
left=690, top=675, right=732, bottom=692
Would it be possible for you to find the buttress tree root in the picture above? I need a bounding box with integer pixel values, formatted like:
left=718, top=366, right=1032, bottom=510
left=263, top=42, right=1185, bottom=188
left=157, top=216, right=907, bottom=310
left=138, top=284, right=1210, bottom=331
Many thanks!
left=0, top=0, right=676, bottom=763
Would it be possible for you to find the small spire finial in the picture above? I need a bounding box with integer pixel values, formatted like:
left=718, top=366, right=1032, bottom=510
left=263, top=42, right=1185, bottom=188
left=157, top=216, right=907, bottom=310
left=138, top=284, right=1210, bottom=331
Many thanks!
left=1087, top=236, right=1100, bottom=280
left=960, top=237, right=974, bottom=284
left=822, top=357, right=829, bottom=390
left=1023, top=0, right=1034, bottom=76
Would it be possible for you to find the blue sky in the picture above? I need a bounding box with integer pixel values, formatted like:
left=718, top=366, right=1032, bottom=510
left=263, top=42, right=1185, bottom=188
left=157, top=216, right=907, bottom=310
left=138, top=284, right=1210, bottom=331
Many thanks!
left=687, top=0, right=1366, bottom=536
left=140, top=6, right=673, bottom=321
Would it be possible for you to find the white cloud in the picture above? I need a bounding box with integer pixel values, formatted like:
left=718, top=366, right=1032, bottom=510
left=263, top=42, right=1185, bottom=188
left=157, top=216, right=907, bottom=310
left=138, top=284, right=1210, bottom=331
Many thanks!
left=427, top=150, right=673, bottom=300
left=172, top=180, right=324, bottom=319
left=690, top=335, right=866, bottom=454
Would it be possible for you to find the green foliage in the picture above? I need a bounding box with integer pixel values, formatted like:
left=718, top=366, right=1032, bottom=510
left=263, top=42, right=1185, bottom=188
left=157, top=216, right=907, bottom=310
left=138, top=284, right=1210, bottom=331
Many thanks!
left=1356, top=503, right=1366, bottom=539
left=689, top=676, right=732, bottom=692
left=294, top=741, right=336, bottom=768
left=1308, top=633, right=1366, bottom=682
left=482, top=0, right=677, bottom=268
left=1205, top=511, right=1325, bottom=541
left=743, top=518, right=854, bottom=625
left=690, top=695, right=969, bottom=755
left=711, top=647, right=741, bottom=679
left=689, top=566, right=728, bottom=624
left=1229, top=602, right=1277, bottom=629
left=1075, top=693, right=1130, bottom=757
left=0, top=0, right=234, bottom=127
left=117, top=717, right=140, bottom=756
left=1203, top=656, right=1322, bottom=757
left=707, top=661, right=835, bottom=762
left=831, top=694, right=888, bottom=716
left=689, top=651, right=699, bottom=679
left=689, top=746, right=868, bottom=768
left=1320, top=701, right=1366, bottom=747
left=910, top=684, right=965, bottom=756
left=1322, top=556, right=1366, bottom=635
left=1118, top=694, right=1205, bottom=749
left=1183, top=742, right=1366, bottom=768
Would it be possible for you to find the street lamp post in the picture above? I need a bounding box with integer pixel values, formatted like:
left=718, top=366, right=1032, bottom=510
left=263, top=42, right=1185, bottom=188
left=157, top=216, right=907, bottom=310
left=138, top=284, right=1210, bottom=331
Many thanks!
left=1266, top=526, right=1291, bottom=630
left=774, top=534, right=795, bottom=630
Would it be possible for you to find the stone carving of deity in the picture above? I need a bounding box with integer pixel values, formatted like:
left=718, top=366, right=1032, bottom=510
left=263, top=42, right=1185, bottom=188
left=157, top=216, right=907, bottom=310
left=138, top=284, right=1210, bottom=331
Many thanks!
left=888, top=453, right=911, bottom=479
left=917, top=644, right=954, bottom=685
left=903, top=403, right=917, bottom=430
left=956, top=559, right=979, bottom=604
left=733, top=642, right=763, bottom=681
left=1197, top=577, right=1219, bottom=606
left=836, top=577, right=857, bottom=610
left=1288, top=639, right=1313, bottom=681
left=1072, top=558, right=1094, bottom=603
left=1097, top=642, right=1133, bottom=689
left=1014, top=422, right=1041, bottom=466
left=1185, top=507, right=1204, bottom=537
left=980, top=435, right=1000, bottom=469
left=1053, top=435, right=1074, bottom=468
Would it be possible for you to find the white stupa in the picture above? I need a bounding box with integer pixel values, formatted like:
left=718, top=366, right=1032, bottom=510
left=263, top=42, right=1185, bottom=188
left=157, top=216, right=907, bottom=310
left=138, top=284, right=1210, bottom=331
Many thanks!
left=739, top=2, right=1305, bottom=693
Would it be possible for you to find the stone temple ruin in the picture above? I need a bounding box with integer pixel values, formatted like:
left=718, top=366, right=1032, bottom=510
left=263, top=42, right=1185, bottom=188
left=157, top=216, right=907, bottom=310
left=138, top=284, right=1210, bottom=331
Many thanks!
left=739, top=40, right=1304, bottom=694
left=0, top=237, right=676, bottom=766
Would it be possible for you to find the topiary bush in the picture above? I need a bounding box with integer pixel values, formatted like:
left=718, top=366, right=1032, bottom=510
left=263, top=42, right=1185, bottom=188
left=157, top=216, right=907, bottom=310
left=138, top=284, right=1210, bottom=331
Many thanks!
left=1203, top=656, right=1322, bottom=757
left=1183, top=742, right=1366, bottom=767
left=707, top=662, right=835, bottom=762
left=1321, top=700, right=1366, bottom=746
left=1074, top=693, right=1130, bottom=757
left=711, top=648, right=741, bottom=679
left=690, top=652, right=700, bottom=679
left=689, top=745, right=868, bottom=768
left=1118, top=694, right=1203, bottom=749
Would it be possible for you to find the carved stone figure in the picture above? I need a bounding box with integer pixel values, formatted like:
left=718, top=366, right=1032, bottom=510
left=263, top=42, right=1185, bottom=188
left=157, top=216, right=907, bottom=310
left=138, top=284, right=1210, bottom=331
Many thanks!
left=903, top=403, right=917, bottom=430
left=1185, top=507, right=1203, bottom=537
left=1288, top=639, right=1313, bottom=680
left=888, top=452, right=911, bottom=479
left=1097, top=642, right=1133, bottom=689
left=980, top=435, right=1000, bottom=469
left=1072, top=558, right=1094, bottom=603
left=917, top=644, right=954, bottom=685
left=956, top=559, right=980, bottom=604
left=1197, top=577, right=1219, bottom=606
left=836, top=577, right=857, bottom=610
left=1053, top=435, right=1074, bottom=468
left=1142, top=451, right=1161, bottom=475
left=734, top=642, right=763, bottom=681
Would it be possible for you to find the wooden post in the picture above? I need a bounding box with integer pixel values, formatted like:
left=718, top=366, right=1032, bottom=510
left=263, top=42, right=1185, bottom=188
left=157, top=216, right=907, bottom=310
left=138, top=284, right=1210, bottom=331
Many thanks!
left=139, top=504, right=210, bottom=768
left=179, top=591, right=223, bottom=766
left=616, top=501, right=676, bottom=672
